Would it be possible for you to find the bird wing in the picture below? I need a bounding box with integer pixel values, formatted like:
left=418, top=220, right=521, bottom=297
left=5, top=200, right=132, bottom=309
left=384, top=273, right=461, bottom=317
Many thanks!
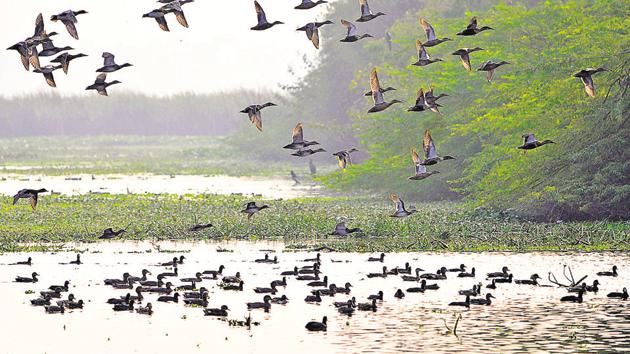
left=43, top=72, right=56, bottom=87
left=415, top=87, right=425, bottom=106
left=29, top=195, right=38, bottom=210
left=97, top=87, right=109, bottom=96
left=420, top=18, right=436, bottom=41
left=423, top=130, right=438, bottom=159
left=416, top=40, right=429, bottom=60
left=34, top=13, right=44, bottom=36
left=103, top=52, right=116, bottom=66
left=19, top=52, right=30, bottom=71
left=252, top=110, right=263, bottom=131
left=460, top=53, right=471, bottom=71
left=292, top=123, right=304, bottom=143
left=174, top=9, right=189, bottom=28
left=341, top=19, right=357, bottom=37
left=62, top=60, right=69, bottom=74
left=310, top=28, right=320, bottom=49
left=467, top=16, right=478, bottom=30
left=390, top=194, right=405, bottom=213
left=523, top=134, right=537, bottom=145
left=370, top=68, right=384, bottom=105
left=95, top=73, right=107, bottom=83
left=337, top=155, right=347, bottom=169
left=254, top=1, right=268, bottom=24
left=62, top=20, right=79, bottom=39
left=155, top=16, right=170, bottom=32
left=581, top=76, right=595, bottom=97
left=12, top=193, right=21, bottom=205
left=359, top=0, right=372, bottom=17
left=28, top=47, right=41, bottom=71
left=486, top=69, right=494, bottom=82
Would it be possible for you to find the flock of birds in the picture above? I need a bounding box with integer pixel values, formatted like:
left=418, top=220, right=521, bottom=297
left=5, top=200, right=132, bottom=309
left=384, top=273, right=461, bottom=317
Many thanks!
left=6, top=0, right=608, bottom=177
left=5, top=0, right=619, bottom=334
left=10, top=252, right=628, bottom=332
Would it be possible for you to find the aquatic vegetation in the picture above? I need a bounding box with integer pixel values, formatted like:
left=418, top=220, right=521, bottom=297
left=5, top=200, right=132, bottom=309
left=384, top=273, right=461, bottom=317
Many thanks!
left=0, top=194, right=626, bottom=252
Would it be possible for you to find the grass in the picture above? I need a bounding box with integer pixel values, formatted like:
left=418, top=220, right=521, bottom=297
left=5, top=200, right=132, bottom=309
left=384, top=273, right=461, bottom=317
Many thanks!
left=0, top=135, right=335, bottom=177
left=0, top=194, right=628, bottom=253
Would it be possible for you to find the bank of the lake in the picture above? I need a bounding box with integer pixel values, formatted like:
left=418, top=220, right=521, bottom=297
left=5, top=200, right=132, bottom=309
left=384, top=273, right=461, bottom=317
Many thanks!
left=1, top=194, right=627, bottom=253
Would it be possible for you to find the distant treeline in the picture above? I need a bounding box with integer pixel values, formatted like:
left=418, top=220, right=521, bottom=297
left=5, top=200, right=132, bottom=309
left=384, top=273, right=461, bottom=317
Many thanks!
left=0, top=90, right=283, bottom=136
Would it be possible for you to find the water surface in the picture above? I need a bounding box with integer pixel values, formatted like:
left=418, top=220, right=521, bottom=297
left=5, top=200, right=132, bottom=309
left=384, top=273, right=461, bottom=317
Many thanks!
left=0, top=242, right=628, bottom=354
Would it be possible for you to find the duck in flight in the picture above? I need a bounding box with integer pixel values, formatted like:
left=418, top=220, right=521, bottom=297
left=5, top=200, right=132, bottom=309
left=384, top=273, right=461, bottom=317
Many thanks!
left=390, top=194, right=416, bottom=218
left=412, top=40, right=442, bottom=67
left=240, top=102, right=277, bottom=132
left=574, top=68, right=607, bottom=97
left=160, top=0, right=192, bottom=28
left=38, top=40, right=73, bottom=57
left=283, top=123, right=320, bottom=150
left=419, top=18, right=451, bottom=47
left=34, top=65, right=62, bottom=88
left=251, top=1, right=284, bottom=31
left=143, top=9, right=170, bottom=32
left=517, top=134, right=555, bottom=151
left=356, top=0, right=385, bottom=22
left=50, top=10, right=87, bottom=40
left=25, top=14, right=58, bottom=47
left=292, top=148, right=326, bottom=157
left=330, top=222, right=362, bottom=236
left=452, top=47, right=484, bottom=71
left=86, top=74, right=121, bottom=96
left=50, top=52, right=87, bottom=74
left=295, top=0, right=328, bottom=10
left=478, top=60, right=510, bottom=82
left=13, top=189, right=48, bottom=210
left=242, top=202, right=269, bottom=220
left=96, top=52, right=133, bottom=73
left=420, top=130, right=455, bottom=166
left=367, top=68, right=401, bottom=113
left=333, top=148, right=358, bottom=169
left=99, top=226, right=128, bottom=239
left=340, top=19, right=372, bottom=42
left=408, top=149, right=440, bottom=180
left=457, top=17, right=493, bottom=36
left=297, top=21, right=333, bottom=49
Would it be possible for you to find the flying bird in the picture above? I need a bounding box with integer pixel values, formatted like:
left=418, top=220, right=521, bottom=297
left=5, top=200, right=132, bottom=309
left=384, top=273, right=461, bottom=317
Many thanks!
left=283, top=123, right=320, bottom=150
left=38, top=40, right=73, bottom=57
left=96, top=52, right=133, bottom=73
left=241, top=202, right=269, bottom=220
left=574, top=68, right=607, bottom=97
left=294, top=0, right=328, bottom=10
left=340, top=19, right=372, bottom=42
left=13, top=189, right=48, bottom=210
left=419, top=18, right=451, bottom=47
left=160, top=0, right=192, bottom=28
left=517, top=134, right=555, bottom=151
left=412, top=40, right=442, bottom=67
left=333, top=148, right=358, bottom=169
left=143, top=10, right=170, bottom=32
left=356, top=0, right=385, bottom=22
left=297, top=21, right=333, bottom=49
left=390, top=194, right=417, bottom=218
left=85, top=73, right=121, bottom=96
left=251, top=1, right=284, bottom=31
left=409, top=149, right=440, bottom=180
left=452, top=47, right=484, bottom=71
left=420, top=130, right=455, bottom=165
left=50, top=10, right=88, bottom=40
left=367, top=68, right=401, bottom=113
left=478, top=60, right=510, bottom=82
left=457, top=17, right=493, bottom=36
left=33, top=65, right=62, bottom=87
left=50, top=52, right=87, bottom=74
left=240, top=102, right=277, bottom=132
left=330, top=222, right=362, bottom=236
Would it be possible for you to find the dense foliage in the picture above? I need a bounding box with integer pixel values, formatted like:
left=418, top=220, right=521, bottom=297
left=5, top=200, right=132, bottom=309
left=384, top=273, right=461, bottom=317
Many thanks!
left=319, top=0, right=629, bottom=220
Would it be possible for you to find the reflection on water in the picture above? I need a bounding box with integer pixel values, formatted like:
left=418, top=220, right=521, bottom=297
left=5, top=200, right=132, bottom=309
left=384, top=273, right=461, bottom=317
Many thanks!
left=0, top=242, right=628, bottom=354
left=0, top=174, right=321, bottom=199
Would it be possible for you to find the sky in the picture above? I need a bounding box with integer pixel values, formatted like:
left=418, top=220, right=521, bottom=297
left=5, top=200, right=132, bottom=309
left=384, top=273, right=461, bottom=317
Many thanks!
left=0, top=0, right=339, bottom=98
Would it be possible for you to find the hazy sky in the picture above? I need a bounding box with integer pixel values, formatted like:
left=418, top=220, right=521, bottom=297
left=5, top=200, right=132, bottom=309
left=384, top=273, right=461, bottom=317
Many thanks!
left=0, top=0, right=340, bottom=98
